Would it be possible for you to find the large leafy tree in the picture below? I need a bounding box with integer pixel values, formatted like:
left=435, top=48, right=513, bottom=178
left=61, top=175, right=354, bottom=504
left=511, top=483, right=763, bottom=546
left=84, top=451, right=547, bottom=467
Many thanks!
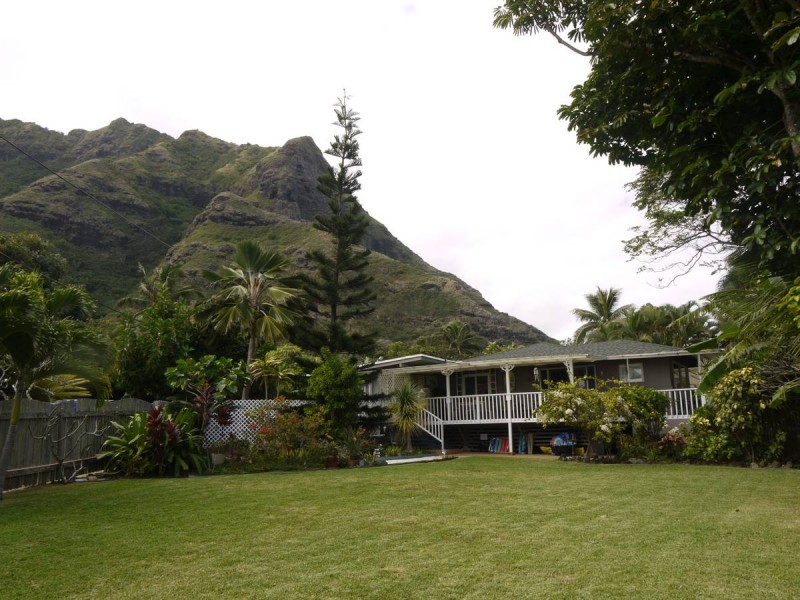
left=0, top=265, right=109, bottom=500
left=0, top=232, right=67, bottom=285
left=201, top=241, right=298, bottom=399
left=302, top=94, right=376, bottom=355
left=572, top=286, right=632, bottom=343
left=690, top=272, right=800, bottom=460
left=306, top=351, right=364, bottom=432
left=494, top=1, right=800, bottom=278
left=113, top=296, right=197, bottom=400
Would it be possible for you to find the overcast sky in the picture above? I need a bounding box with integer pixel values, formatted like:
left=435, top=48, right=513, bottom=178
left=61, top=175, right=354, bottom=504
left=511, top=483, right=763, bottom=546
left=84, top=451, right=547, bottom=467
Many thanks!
left=1, top=1, right=720, bottom=340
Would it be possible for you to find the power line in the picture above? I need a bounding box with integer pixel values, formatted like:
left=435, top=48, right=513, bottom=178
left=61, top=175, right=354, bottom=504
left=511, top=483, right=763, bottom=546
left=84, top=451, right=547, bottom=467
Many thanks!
left=0, top=133, right=172, bottom=249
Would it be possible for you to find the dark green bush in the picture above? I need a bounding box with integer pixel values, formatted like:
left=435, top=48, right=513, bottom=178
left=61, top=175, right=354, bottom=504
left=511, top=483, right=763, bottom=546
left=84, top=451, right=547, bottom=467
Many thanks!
left=99, top=406, right=208, bottom=477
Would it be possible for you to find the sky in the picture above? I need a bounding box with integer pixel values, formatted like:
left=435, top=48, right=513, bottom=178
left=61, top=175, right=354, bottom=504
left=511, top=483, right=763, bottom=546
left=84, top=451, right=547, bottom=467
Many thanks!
left=1, top=0, right=720, bottom=340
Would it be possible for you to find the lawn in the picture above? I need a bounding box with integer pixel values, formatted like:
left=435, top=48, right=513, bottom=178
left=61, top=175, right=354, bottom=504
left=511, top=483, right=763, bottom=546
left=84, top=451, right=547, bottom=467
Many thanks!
left=1, top=456, right=798, bottom=599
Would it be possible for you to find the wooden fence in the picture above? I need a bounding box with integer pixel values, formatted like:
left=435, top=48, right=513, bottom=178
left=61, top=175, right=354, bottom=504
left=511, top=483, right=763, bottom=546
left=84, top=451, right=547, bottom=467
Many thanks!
left=0, top=397, right=152, bottom=492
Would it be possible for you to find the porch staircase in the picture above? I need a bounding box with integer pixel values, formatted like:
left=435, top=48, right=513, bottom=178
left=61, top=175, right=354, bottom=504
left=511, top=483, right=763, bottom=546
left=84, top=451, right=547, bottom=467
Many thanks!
left=415, top=408, right=445, bottom=453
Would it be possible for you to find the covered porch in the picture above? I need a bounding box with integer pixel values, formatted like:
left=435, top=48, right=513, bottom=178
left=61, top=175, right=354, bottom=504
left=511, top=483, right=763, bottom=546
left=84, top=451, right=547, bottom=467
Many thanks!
left=425, top=387, right=704, bottom=425
left=370, top=342, right=711, bottom=453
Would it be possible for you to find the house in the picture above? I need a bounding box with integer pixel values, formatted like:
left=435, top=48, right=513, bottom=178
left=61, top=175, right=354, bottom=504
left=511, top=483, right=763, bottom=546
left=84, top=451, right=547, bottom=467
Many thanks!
left=365, top=341, right=710, bottom=454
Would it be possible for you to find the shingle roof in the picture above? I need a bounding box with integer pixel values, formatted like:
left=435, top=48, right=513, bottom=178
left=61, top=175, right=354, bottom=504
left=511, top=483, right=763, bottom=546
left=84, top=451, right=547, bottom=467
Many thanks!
left=465, top=340, right=686, bottom=363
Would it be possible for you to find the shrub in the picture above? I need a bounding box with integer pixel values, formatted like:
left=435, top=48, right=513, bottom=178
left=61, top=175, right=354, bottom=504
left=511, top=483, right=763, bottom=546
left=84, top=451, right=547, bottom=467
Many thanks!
left=537, top=380, right=626, bottom=455
left=708, top=367, right=766, bottom=463
left=334, top=426, right=377, bottom=466
left=656, top=429, right=687, bottom=460
left=146, top=406, right=208, bottom=476
left=98, top=412, right=153, bottom=477
left=99, top=406, right=208, bottom=477
left=177, top=383, right=234, bottom=435
left=382, top=444, right=405, bottom=457
left=306, top=351, right=364, bottom=432
left=681, top=404, right=741, bottom=463
left=249, top=397, right=330, bottom=469
left=618, top=385, right=668, bottom=442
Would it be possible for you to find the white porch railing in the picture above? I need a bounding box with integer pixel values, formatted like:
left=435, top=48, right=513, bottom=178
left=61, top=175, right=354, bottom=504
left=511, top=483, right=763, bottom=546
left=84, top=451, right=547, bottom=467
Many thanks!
left=426, top=392, right=544, bottom=424
left=423, top=388, right=703, bottom=425
left=416, top=408, right=444, bottom=453
left=662, top=388, right=706, bottom=420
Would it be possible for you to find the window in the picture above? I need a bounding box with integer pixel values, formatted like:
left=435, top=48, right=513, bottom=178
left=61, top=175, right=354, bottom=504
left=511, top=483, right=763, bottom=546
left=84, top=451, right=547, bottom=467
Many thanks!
left=673, top=362, right=691, bottom=388
left=458, top=371, right=496, bottom=396
left=619, top=362, right=644, bottom=383
left=539, top=365, right=596, bottom=388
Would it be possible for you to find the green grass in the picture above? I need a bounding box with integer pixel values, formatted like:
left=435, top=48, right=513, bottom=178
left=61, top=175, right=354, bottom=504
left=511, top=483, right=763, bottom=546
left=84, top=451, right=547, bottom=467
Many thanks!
left=2, top=457, right=798, bottom=599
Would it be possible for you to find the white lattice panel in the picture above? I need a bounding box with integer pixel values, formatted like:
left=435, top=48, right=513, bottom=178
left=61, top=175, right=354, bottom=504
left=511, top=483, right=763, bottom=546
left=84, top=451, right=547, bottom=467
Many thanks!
left=379, top=372, right=409, bottom=396
left=204, top=398, right=307, bottom=447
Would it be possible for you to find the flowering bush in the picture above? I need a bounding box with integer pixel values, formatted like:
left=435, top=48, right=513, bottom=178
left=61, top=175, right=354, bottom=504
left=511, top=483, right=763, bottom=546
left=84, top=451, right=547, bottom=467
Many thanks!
left=537, top=381, right=626, bottom=454
left=680, top=404, right=741, bottom=462
left=708, top=368, right=767, bottom=462
left=248, top=397, right=330, bottom=468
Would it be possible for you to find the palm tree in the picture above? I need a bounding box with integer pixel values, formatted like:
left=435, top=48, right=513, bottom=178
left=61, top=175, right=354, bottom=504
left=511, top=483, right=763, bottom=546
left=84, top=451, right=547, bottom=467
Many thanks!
left=441, top=320, right=483, bottom=359
left=0, top=265, right=109, bottom=500
left=117, top=263, right=194, bottom=312
left=696, top=275, right=800, bottom=403
left=573, top=287, right=633, bottom=343
left=202, top=242, right=299, bottom=399
left=390, top=381, right=425, bottom=452
left=661, top=301, right=716, bottom=348
left=248, top=344, right=307, bottom=399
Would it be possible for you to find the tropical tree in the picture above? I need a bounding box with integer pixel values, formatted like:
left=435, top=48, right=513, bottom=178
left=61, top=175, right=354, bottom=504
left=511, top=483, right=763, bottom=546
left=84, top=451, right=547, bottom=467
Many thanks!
left=0, top=232, right=67, bottom=285
left=482, top=341, right=522, bottom=355
left=441, top=320, right=483, bottom=359
left=117, top=263, right=194, bottom=312
left=661, top=302, right=717, bottom=348
left=202, top=241, right=299, bottom=399
left=0, top=265, right=109, bottom=500
left=694, top=275, right=800, bottom=404
left=113, top=296, right=197, bottom=400
left=390, top=381, right=425, bottom=452
left=306, top=351, right=364, bottom=433
left=494, top=1, right=800, bottom=279
left=572, top=287, right=632, bottom=343
left=248, top=344, right=311, bottom=399
left=302, top=94, right=376, bottom=355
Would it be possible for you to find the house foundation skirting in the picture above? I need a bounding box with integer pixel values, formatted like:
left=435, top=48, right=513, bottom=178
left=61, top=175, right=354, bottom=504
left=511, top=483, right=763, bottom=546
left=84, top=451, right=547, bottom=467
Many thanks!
left=416, top=424, right=591, bottom=453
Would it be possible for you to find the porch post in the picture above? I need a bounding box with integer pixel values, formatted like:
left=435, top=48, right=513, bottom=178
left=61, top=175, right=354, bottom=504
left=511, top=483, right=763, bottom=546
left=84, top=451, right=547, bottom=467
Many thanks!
left=502, top=364, right=514, bottom=454
left=442, top=368, right=454, bottom=422
left=563, top=359, right=575, bottom=384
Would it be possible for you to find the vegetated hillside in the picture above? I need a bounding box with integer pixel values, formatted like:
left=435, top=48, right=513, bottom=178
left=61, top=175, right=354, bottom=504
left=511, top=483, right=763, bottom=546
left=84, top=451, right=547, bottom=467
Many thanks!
left=0, top=117, right=549, bottom=345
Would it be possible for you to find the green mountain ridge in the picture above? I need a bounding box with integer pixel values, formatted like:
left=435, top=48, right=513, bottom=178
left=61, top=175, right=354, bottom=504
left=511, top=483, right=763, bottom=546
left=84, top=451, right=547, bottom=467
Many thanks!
left=0, top=117, right=549, bottom=345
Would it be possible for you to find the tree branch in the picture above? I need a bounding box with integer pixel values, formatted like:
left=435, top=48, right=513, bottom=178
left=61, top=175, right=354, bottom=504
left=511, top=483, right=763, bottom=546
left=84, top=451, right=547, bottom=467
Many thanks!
left=673, top=51, right=748, bottom=73
left=547, top=28, right=593, bottom=57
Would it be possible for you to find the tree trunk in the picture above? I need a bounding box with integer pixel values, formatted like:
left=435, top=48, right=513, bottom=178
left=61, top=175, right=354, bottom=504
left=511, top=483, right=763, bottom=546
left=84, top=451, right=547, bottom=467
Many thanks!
left=243, top=324, right=257, bottom=400
left=405, top=429, right=412, bottom=453
left=0, top=379, right=24, bottom=501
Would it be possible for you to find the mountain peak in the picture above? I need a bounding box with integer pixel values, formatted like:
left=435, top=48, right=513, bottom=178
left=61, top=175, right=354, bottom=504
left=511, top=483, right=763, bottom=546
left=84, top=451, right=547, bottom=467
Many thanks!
left=0, top=117, right=549, bottom=345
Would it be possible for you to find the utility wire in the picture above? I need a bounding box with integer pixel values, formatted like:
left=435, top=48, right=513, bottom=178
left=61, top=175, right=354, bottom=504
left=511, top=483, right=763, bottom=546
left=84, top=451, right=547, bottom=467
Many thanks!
left=0, top=133, right=172, bottom=249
